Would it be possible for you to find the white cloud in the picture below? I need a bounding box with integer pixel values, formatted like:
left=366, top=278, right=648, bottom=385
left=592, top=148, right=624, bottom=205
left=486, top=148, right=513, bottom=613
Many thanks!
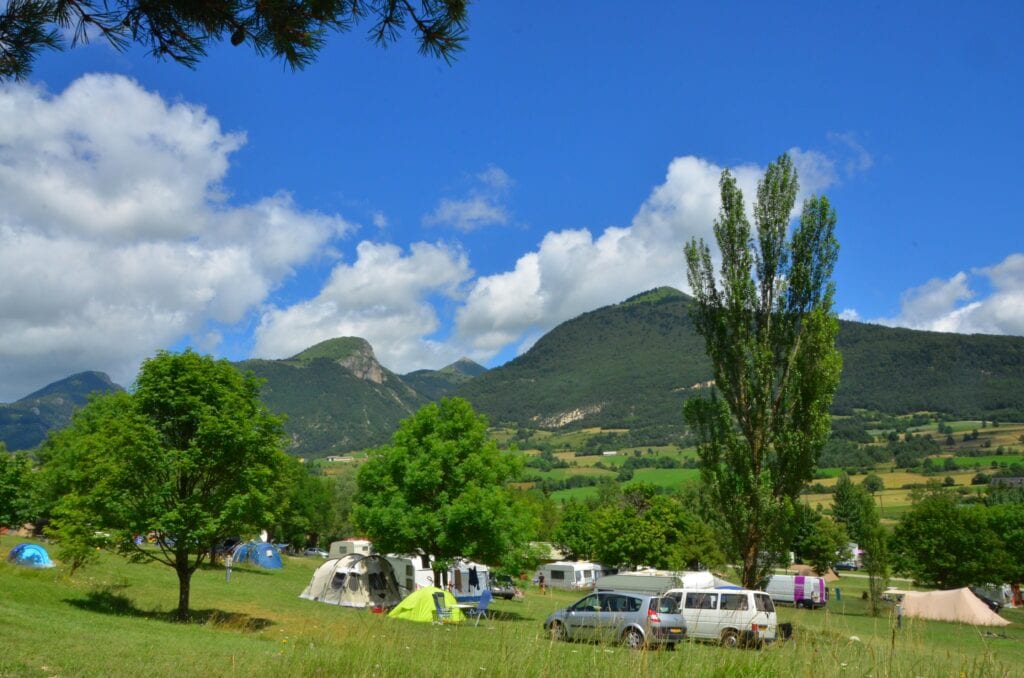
left=827, top=132, right=874, bottom=175
left=839, top=309, right=862, bottom=321
left=0, top=75, right=351, bottom=401
left=870, top=253, right=1024, bottom=335
left=453, top=152, right=841, bottom=358
left=252, top=241, right=474, bottom=372
left=788, top=148, right=838, bottom=199
left=422, top=165, right=513, bottom=232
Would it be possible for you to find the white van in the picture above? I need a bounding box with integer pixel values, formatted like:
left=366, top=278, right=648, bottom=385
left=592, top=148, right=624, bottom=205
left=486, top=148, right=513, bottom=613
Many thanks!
left=765, top=574, right=827, bottom=609
left=664, top=588, right=777, bottom=646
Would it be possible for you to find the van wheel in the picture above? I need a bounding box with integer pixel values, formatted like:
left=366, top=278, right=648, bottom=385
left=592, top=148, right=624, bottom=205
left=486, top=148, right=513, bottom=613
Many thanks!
left=623, top=628, right=645, bottom=650
left=549, top=621, right=566, bottom=642
left=720, top=629, right=739, bottom=648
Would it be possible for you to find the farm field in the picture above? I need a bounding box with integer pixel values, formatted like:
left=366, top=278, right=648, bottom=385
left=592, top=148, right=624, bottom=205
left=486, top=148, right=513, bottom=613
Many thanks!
left=2, top=540, right=1022, bottom=677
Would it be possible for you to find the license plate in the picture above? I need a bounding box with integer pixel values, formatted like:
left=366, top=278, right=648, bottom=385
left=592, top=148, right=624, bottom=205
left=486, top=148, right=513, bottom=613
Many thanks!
left=670, top=628, right=683, bottom=634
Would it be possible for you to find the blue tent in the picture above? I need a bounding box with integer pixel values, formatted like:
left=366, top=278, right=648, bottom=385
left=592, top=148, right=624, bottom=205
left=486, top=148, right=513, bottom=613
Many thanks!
left=231, top=541, right=283, bottom=569
left=7, top=543, right=54, bottom=568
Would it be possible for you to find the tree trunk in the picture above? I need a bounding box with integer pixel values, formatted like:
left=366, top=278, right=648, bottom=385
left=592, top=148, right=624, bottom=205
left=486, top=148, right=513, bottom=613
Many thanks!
left=742, top=541, right=759, bottom=590
left=176, top=551, right=193, bottom=621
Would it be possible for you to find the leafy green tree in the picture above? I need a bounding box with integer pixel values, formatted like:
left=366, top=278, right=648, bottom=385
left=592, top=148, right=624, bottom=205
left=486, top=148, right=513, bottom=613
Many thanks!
left=553, top=498, right=598, bottom=561
left=987, top=502, right=1024, bottom=587
left=861, top=473, right=884, bottom=494
left=891, top=490, right=1005, bottom=589
left=1, top=0, right=469, bottom=81
left=832, top=473, right=876, bottom=543
left=0, top=446, right=35, bottom=542
left=860, top=522, right=889, bottom=616
left=353, top=398, right=526, bottom=583
left=271, top=457, right=355, bottom=551
left=683, top=153, right=842, bottom=588
left=40, top=350, right=288, bottom=620
left=591, top=483, right=723, bottom=571
left=791, top=502, right=848, bottom=576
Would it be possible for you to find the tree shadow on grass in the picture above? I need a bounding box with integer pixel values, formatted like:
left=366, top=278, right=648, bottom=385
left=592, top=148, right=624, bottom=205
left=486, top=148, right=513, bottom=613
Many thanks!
left=485, top=609, right=533, bottom=622
left=64, top=586, right=274, bottom=630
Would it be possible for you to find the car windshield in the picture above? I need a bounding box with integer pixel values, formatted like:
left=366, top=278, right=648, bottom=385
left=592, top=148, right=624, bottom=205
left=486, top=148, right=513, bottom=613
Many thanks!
left=651, top=597, right=679, bottom=614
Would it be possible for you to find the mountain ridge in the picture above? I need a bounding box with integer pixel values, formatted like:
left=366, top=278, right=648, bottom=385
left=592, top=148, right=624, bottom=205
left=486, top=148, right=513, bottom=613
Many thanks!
left=4, top=289, right=1024, bottom=455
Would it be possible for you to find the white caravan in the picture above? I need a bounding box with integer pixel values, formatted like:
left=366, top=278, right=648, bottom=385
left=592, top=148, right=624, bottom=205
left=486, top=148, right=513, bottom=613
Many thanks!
left=536, top=561, right=607, bottom=590
left=385, top=554, right=435, bottom=596
left=328, top=538, right=373, bottom=560
left=448, top=558, right=490, bottom=602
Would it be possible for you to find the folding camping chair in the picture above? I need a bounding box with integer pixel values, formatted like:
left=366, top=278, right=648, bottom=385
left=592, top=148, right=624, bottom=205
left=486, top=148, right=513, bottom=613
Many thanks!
left=432, top=591, right=453, bottom=624
left=465, top=589, right=493, bottom=627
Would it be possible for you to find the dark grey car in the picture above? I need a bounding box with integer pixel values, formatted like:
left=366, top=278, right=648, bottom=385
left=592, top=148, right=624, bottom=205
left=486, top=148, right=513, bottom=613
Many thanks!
left=543, top=591, right=686, bottom=649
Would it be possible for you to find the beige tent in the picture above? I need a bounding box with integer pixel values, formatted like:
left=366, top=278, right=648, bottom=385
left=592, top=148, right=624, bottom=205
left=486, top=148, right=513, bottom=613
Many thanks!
left=300, top=554, right=403, bottom=609
left=789, top=564, right=839, bottom=583
left=897, top=587, right=1009, bottom=626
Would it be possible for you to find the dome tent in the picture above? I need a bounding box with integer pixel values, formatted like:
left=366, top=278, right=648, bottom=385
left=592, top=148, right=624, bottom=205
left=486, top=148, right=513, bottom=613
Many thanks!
left=7, top=543, right=54, bottom=568
left=300, top=554, right=402, bottom=609
left=231, top=541, right=283, bottom=569
left=388, top=587, right=466, bottom=623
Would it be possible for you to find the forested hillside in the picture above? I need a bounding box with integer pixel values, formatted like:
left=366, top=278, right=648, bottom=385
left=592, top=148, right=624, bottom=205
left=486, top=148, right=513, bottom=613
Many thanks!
left=402, top=358, right=487, bottom=400
left=457, top=288, right=1024, bottom=438
left=0, top=371, right=122, bottom=451
left=238, top=338, right=429, bottom=457
left=5, top=289, right=1024, bottom=457
left=833, top=322, right=1024, bottom=420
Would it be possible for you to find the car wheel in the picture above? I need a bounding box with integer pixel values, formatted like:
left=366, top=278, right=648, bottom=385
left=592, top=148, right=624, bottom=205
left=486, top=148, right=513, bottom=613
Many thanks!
left=549, top=621, right=567, bottom=642
left=720, top=629, right=739, bottom=648
left=622, top=628, right=645, bottom=650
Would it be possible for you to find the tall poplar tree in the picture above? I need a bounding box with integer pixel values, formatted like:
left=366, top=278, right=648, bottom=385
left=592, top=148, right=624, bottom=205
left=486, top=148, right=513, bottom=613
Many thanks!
left=683, top=153, right=842, bottom=588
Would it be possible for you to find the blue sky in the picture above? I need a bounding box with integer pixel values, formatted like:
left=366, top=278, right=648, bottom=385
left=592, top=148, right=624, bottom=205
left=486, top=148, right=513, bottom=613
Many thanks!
left=1, top=1, right=1022, bottom=401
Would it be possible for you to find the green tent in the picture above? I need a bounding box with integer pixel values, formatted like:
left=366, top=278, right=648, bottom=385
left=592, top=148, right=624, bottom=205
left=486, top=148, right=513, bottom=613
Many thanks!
left=388, top=587, right=466, bottom=623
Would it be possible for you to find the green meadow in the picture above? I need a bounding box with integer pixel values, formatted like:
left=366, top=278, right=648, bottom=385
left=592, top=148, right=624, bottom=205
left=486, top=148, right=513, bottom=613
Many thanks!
left=3, top=540, right=1022, bottom=677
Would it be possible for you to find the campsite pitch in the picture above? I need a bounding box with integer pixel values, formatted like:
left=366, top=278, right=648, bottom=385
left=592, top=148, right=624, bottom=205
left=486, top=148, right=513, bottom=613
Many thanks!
left=1, top=541, right=1023, bottom=677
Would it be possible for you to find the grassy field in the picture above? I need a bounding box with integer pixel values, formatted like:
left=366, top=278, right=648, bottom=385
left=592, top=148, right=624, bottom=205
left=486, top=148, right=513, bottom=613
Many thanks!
left=2, top=540, right=1022, bottom=677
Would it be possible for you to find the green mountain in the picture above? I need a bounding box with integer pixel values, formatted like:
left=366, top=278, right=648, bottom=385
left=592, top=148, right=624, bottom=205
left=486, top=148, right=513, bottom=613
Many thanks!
left=5, top=288, right=1024, bottom=457
left=455, top=287, right=1024, bottom=437
left=0, top=371, right=123, bottom=451
left=237, top=337, right=431, bottom=458
left=402, top=358, right=488, bottom=400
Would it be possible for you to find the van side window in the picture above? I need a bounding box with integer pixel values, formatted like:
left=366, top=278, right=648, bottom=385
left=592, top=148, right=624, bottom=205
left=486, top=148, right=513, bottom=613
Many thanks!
left=720, top=593, right=749, bottom=611
left=685, top=592, right=718, bottom=610
left=755, top=594, right=775, bottom=612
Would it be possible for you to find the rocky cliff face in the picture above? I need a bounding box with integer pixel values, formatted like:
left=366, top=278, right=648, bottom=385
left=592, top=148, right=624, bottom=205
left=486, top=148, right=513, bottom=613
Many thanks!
left=337, top=342, right=386, bottom=384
